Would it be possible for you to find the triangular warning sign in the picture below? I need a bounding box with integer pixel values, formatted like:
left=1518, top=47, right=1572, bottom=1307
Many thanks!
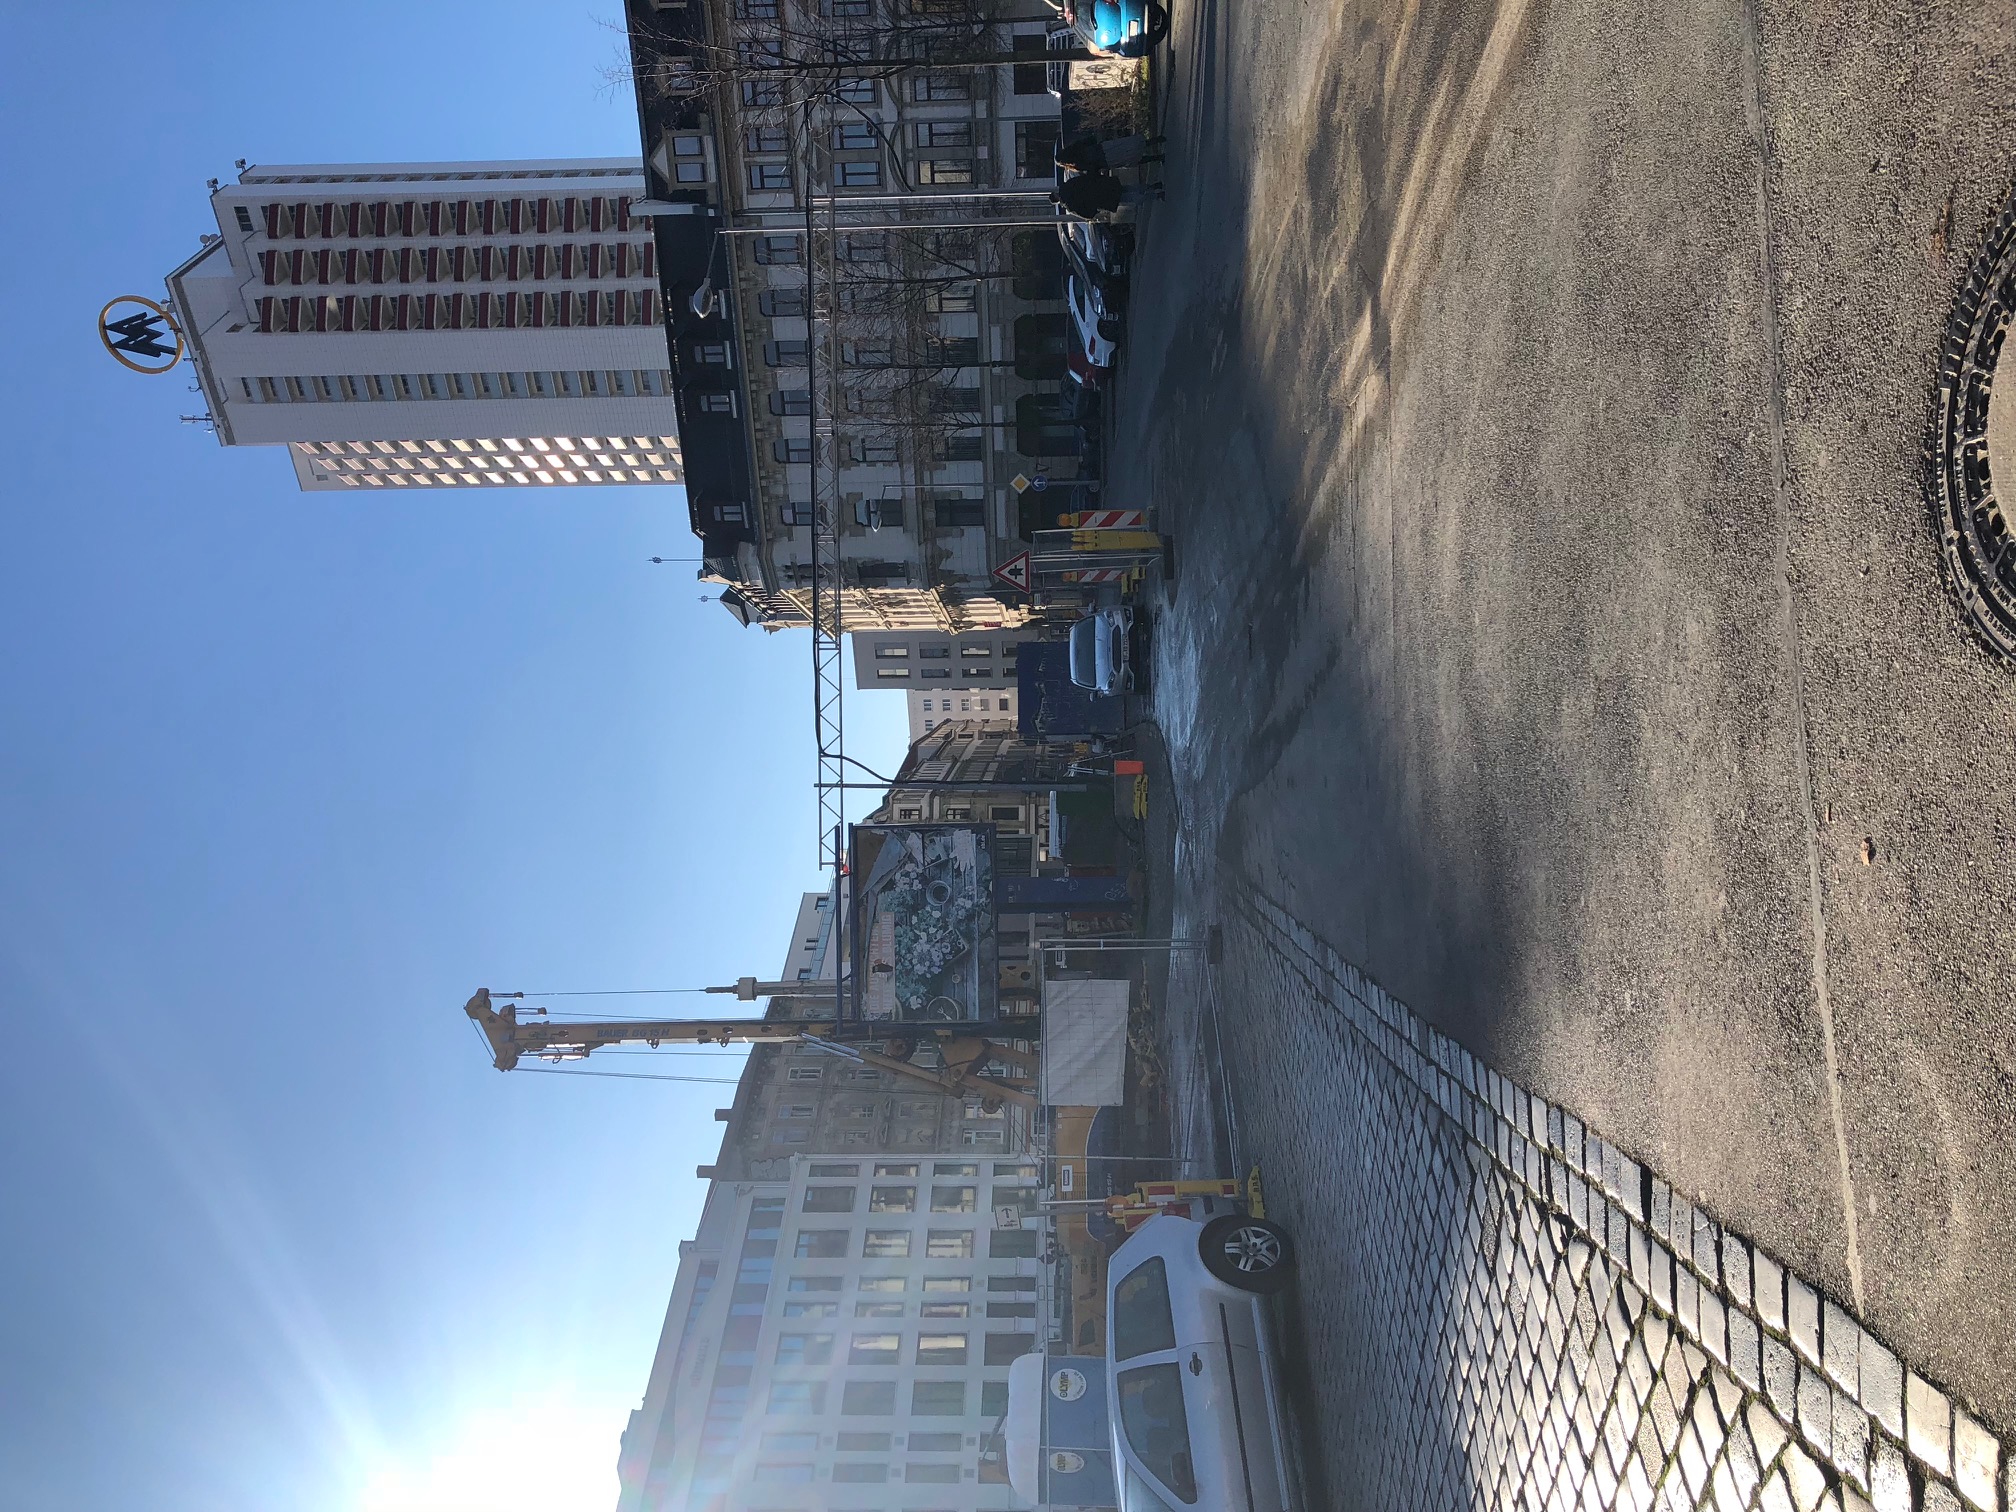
left=990, top=550, right=1033, bottom=593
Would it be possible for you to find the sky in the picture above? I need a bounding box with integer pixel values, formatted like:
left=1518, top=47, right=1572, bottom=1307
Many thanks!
left=0, top=7, right=909, bottom=1511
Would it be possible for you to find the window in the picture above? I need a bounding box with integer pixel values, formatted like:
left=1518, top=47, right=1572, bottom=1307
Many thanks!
left=779, top=501, right=815, bottom=527
left=833, top=122, right=880, bottom=150
left=911, top=1381, right=966, bottom=1416
left=926, top=1230, right=974, bottom=1259
left=754, top=234, right=801, bottom=264
left=808, top=1162, right=859, bottom=1177
left=838, top=1431, right=892, bottom=1451
left=928, top=282, right=978, bottom=314
left=795, top=1230, right=848, bottom=1258
left=692, top=341, right=730, bottom=365
left=870, top=1185, right=916, bottom=1212
left=914, top=72, right=970, bottom=101
left=855, top=1299, right=903, bottom=1317
left=961, top=1126, right=1004, bottom=1146
left=1013, top=30, right=1048, bottom=93
left=934, top=498, right=985, bottom=528
left=786, top=1064, right=822, bottom=1082
left=849, top=1333, right=900, bottom=1364
left=697, top=391, right=736, bottom=414
left=863, top=1229, right=912, bottom=1258
left=742, top=78, right=786, bottom=106
left=922, top=1299, right=971, bottom=1318
left=834, top=160, right=883, bottom=188
left=773, top=438, right=813, bottom=464
left=777, top=1102, right=814, bottom=1119
left=907, top=1463, right=963, bottom=1484
left=851, top=438, right=900, bottom=464
left=1116, top=1364, right=1197, bottom=1501
left=775, top=1333, right=834, bottom=1365
left=917, top=1333, right=968, bottom=1364
left=991, top=806, right=1020, bottom=821
left=802, top=1186, right=855, bottom=1213
left=914, top=121, right=973, bottom=149
left=990, top=1228, right=1039, bottom=1259
left=842, top=1381, right=896, bottom=1415
left=762, top=1431, right=817, bottom=1454
left=878, top=669, right=912, bottom=681
left=747, top=162, right=792, bottom=191
left=767, top=1381, right=827, bottom=1414
left=910, top=1431, right=962, bottom=1452
left=873, top=644, right=909, bottom=659
left=753, top=1463, right=813, bottom=1482
left=768, top=388, right=811, bottom=415
left=782, top=1299, right=838, bottom=1317
left=836, top=76, right=877, bottom=104
left=914, top=159, right=975, bottom=186
left=773, top=1127, right=811, bottom=1145
left=875, top=1162, right=919, bottom=1177
left=987, top=1300, right=1036, bottom=1319
left=833, top=1463, right=887, bottom=1483
left=859, top=1276, right=905, bottom=1294
left=758, top=286, right=806, bottom=318
left=922, top=1276, right=971, bottom=1293
left=931, top=1185, right=977, bottom=1213
left=745, top=125, right=788, bottom=153
left=982, top=1380, right=1011, bottom=1418
left=853, top=498, right=904, bottom=528
left=764, top=340, right=809, bottom=366
left=788, top=1275, right=843, bottom=1292
left=1016, top=120, right=1062, bottom=179
left=676, top=160, right=708, bottom=184
left=986, top=1331, right=1034, bottom=1366
left=941, top=432, right=985, bottom=462
left=934, top=1162, right=978, bottom=1177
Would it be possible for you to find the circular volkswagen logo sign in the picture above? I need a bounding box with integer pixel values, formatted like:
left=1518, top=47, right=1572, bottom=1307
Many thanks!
left=97, top=295, right=184, bottom=375
left=1049, top=1367, right=1088, bottom=1401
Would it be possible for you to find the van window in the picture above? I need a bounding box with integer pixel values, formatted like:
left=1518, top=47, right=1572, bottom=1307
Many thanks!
left=1112, top=1257, right=1176, bottom=1359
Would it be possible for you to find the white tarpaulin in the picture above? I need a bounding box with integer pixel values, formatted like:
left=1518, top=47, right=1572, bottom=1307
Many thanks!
left=1040, top=978, right=1130, bottom=1106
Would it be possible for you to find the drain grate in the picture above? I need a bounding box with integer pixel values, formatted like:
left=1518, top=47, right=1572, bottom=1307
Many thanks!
left=1929, top=176, right=2016, bottom=661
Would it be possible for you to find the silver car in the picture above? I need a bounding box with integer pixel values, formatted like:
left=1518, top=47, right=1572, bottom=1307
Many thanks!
left=1070, top=605, right=1134, bottom=695
left=1106, top=1209, right=1299, bottom=1510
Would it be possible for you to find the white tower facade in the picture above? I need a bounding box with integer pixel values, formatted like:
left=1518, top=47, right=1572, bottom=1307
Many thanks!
left=165, top=158, right=683, bottom=492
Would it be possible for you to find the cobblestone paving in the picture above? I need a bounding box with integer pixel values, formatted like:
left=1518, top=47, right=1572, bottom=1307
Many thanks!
left=1165, top=884, right=2014, bottom=1512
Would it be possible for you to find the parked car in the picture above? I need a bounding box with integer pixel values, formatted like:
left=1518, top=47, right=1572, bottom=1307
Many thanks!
left=1070, top=605, right=1134, bottom=695
left=1067, top=274, right=1122, bottom=368
left=1057, top=0, right=1170, bottom=57
left=1106, top=1209, right=1299, bottom=1512
left=1058, top=217, right=1130, bottom=309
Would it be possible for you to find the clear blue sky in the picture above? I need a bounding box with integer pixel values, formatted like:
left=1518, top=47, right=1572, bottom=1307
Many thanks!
left=0, top=7, right=908, bottom=1511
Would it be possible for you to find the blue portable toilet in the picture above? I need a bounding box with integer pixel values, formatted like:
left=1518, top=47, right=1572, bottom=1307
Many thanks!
left=1005, top=1351, right=1118, bottom=1510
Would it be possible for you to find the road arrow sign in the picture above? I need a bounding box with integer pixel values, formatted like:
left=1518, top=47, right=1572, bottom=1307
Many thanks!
left=991, top=550, right=1033, bottom=593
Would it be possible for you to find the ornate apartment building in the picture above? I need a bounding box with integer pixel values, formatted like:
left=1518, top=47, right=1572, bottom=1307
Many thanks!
left=622, top=0, right=1084, bottom=634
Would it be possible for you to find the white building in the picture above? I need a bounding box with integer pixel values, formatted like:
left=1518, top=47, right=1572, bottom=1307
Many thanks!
left=163, top=158, right=683, bottom=492
left=616, top=1156, right=1043, bottom=1512
left=909, top=691, right=1017, bottom=740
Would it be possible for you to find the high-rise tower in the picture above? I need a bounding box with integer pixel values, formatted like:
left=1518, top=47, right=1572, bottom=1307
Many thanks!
left=165, top=158, right=683, bottom=491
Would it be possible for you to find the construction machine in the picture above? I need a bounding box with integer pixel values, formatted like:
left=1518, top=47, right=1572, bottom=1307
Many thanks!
left=461, top=986, right=1040, bottom=1110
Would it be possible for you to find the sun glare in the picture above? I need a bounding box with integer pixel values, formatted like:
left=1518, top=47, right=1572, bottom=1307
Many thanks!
left=354, top=1404, right=619, bottom=1512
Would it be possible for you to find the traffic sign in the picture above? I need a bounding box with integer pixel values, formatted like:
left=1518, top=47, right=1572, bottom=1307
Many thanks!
left=990, top=550, right=1033, bottom=593
left=1009, top=472, right=1048, bottom=494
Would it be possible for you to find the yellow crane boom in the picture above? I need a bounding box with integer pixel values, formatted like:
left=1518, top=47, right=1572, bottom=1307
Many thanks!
left=461, top=988, right=1039, bottom=1110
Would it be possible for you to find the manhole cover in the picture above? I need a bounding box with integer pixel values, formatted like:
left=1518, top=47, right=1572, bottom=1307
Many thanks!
left=1929, top=179, right=2016, bottom=660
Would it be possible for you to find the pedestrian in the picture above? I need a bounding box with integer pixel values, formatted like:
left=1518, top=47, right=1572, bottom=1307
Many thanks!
left=1050, top=171, right=1162, bottom=220
left=1055, top=132, right=1167, bottom=173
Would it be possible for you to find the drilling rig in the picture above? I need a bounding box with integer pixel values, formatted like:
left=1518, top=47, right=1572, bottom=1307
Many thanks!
left=461, top=986, right=1039, bottom=1110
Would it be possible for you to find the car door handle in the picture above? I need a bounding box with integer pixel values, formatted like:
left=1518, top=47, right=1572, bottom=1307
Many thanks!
left=1188, top=1352, right=1203, bottom=1375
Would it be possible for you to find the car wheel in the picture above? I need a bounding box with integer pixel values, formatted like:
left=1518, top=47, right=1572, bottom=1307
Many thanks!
left=1097, top=317, right=1124, bottom=341
left=1146, top=3, right=1171, bottom=44
left=1198, top=1214, right=1295, bottom=1293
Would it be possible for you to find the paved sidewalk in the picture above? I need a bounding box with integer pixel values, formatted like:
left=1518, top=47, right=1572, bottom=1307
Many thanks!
left=1163, top=884, right=2012, bottom=1512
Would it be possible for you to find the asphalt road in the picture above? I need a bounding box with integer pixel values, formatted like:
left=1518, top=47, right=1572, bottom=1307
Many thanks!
left=1110, top=0, right=2016, bottom=1435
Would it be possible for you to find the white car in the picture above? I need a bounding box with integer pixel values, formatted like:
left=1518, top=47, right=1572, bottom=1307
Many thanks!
left=1106, top=1210, right=1298, bottom=1511
left=1070, top=605, right=1134, bottom=695
left=1067, top=273, right=1121, bottom=369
